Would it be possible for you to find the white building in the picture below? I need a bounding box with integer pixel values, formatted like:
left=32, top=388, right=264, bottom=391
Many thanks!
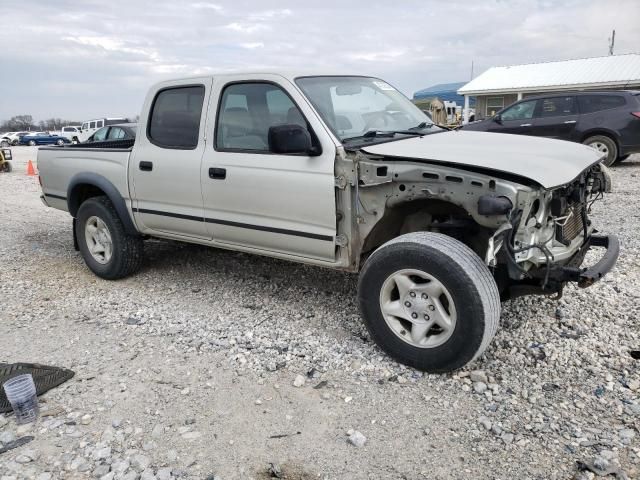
left=458, top=54, right=640, bottom=123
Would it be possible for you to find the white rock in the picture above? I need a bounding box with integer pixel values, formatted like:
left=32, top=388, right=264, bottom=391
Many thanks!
left=478, top=416, right=492, bottom=431
left=293, top=375, right=306, bottom=387
left=131, top=453, right=151, bottom=471
left=181, top=431, right=202, bottom=440
left=156, top=467, right=172, bottom=480
left=0, top=431, right=16, bottom=444
left=473, top=382, right=488, bottom=394
left=347, top=430, right=367, bottom=447
left=81, top=414, right=93, bottom=425
left=151, top=424, right=164, bottom=438
left=140, top=469, right=156, bottom=480
left=92, top=446, right=111, bottom=460
left=111, top=459, right=130, bottom=475
left=469, top=370, right=488, bottom=383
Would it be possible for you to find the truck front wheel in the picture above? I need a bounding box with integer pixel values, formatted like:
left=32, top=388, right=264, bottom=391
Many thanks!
left=76, top=196, right=143, bottom=279
left=358, top=232, right=500, bottom=373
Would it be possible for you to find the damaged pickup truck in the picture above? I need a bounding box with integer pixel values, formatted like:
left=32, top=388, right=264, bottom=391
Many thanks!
left=37, top=73, right=619, bottom=372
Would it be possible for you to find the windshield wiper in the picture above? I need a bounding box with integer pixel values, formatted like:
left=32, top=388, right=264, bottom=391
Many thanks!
left=343, top=128, right=427, bottom=143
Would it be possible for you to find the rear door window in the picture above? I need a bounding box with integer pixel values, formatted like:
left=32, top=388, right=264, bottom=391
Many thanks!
left=148, top=85, right=205, bottom=149
left=578, top=95, right=626, bottom=113
left=107, top=127, right=126, bottom=140
left=89, top=121, right=96, bottom=129
left=536, top=97, right=577, bottom=117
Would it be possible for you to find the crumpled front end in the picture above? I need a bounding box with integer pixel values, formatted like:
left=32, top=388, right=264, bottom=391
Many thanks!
left=489, top=164, right=619, bottom=298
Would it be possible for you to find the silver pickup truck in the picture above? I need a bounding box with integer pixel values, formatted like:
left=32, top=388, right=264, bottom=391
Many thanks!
left=38, top=73, right=619, bottom=372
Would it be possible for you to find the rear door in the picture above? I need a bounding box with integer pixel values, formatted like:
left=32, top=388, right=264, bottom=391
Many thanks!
left=129, top=78, right=212, bottom=238
left=488, top=99, right=538, bottom=135
left=200, top=74, right=337, bottom=261
left=530, top=96, right=579, bottom=139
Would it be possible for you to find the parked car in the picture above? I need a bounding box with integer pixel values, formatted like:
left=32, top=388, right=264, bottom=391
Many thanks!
left=84, top=123, right=137, bottom=143
left=463, top=90, right=640, bottom=166
left=56, top=126, right=82, bottom=143
left=37, top=73, right=617, bottom=373
left=1, top=131, right=31, bottom=146
left=78, top=118, right=129, bottom=143
left=20, top=132, right=71, bottom=146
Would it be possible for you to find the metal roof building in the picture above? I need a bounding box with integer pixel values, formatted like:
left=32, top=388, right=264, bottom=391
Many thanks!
left=457, top=54, right=640, bottom=122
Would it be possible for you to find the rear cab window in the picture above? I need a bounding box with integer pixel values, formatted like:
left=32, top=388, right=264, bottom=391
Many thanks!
left=578, top=95, right=626, bottom=114
left=148, top=85, right=205, bottom=149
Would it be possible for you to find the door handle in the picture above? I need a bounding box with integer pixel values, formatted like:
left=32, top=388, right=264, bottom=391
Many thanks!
left=519, top=123, right=532, bottom=127
left=139, top=161, right=153, bottom=171
left=209, top=167, right=226, bottom=180
left=564, top=120, right=577, bottom=124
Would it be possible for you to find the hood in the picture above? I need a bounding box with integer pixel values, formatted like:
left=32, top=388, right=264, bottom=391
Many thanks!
left=361, top=131, right=604, bottom=189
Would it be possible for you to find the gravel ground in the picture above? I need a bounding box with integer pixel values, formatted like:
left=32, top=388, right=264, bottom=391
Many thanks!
left=0, top=146, right=639, bottom=480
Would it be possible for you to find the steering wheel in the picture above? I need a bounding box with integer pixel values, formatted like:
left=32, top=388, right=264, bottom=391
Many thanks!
left=363, top=112, right=395, bottom=132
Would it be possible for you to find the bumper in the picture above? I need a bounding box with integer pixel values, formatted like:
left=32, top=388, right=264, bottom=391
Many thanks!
left=548, top=235, right=619, bottom=287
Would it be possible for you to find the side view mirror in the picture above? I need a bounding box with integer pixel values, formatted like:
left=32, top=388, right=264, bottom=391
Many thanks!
left=493, top=114, right=502, bottom=124
left=268, top=124, right=319, bottom=155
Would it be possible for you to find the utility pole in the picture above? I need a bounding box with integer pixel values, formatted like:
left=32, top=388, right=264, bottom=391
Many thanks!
left=470, top=60, right=474, bottom=80
left=608, top=29, right=616, bottom=55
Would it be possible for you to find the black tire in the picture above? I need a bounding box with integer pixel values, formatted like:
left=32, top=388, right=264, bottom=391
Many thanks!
left=76, top=196, right=144, bottom=280
left=11, top=140, right=18, bottom=146
left=28, top=140, right=36, bottom=146
left=358, top=232, right=500, bottom=373
left=56, top=139, right=64, bottom=145
left=1, top=161, right=12, bottom=173
left=583, top=135, right=618, bottom=167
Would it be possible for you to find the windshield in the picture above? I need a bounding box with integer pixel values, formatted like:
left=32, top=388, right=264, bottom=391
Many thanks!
left=295, top=76, right=433, bottom=142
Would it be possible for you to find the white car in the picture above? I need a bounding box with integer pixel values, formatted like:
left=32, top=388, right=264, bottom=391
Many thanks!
left=78, top=118, right=129, bottom=143
left=1, top=131, right=32, bottom=146
left=55, top=126, right=82, bottom=143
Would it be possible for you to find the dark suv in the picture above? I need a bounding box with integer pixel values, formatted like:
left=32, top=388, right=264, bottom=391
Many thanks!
left=463, top=91, right=640, bottom=166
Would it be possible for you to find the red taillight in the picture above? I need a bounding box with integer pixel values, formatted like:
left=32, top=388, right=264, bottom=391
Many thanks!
left=632, top=112, right=640, bottom=119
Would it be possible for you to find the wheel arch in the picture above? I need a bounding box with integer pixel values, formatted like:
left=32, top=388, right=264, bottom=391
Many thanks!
left=67, top=173, right=138, bottom=235
left=580, top=129, right=620, bottom=147
left=360, top=198, right=489, bottom=264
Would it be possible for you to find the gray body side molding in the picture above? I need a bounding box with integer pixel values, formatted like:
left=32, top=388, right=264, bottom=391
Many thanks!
left=67, top=172, right=138, bottom=235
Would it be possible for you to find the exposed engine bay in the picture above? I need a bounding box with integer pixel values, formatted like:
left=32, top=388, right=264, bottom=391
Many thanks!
left=335, top=147, right=617, bottom=299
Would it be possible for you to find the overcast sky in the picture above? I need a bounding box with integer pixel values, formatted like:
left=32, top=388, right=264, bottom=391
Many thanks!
left=2, top=0, right=639, bottom=122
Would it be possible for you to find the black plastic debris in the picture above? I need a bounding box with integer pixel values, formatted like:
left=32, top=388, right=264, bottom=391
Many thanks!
left=0, top=435, right=34, bottom=455
left=0, top=363, right=75, bottom=413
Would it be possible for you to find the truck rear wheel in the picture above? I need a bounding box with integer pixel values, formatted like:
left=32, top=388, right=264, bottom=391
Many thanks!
left=358, top=232, right=500, bottom=373
left=76, top=196, right=143, bottom=280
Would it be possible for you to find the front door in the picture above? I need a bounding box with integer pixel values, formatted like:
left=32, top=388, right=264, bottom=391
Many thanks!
left=530, top=96, right=579, bottom=139
left=130, top=78, right=211, bottom=238
left=200, top=75, right=337, bottom=261
left=489, top=99, right=539, bottom=135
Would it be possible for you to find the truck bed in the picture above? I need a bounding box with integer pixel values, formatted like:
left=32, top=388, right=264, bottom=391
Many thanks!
left=38, top=144, right=133, bottom=212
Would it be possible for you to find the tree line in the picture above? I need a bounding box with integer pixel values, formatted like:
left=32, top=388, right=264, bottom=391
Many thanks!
left=1, top=115, right=82, bottom=132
